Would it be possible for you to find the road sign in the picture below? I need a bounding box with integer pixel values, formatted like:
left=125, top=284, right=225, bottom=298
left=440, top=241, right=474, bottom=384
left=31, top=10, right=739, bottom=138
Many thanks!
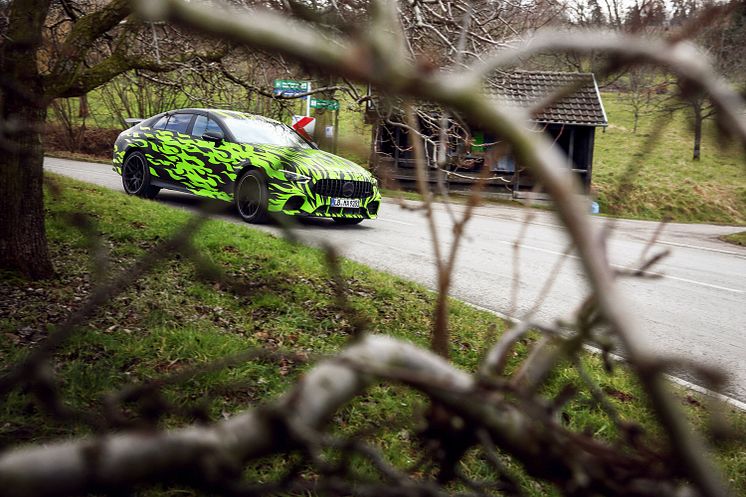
left=291, top=115, right=316, bottom=141
left=274, top=80, right=310, bottom=91
left=273, top=80, right=310, bottom=97
left=274, top=80, right=313, bottom=115
left=310, top=98, right=340, bottom=111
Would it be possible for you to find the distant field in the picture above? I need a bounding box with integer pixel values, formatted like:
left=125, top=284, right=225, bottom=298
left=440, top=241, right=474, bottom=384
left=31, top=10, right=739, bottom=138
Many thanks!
left=592, top=93, right=746, bottom=225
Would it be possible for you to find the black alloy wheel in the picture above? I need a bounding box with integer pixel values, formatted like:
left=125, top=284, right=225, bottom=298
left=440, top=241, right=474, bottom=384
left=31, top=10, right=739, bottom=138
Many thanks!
left=236, top=170, right=270, bottom=223
left=122, top=152, right=160, bottom=199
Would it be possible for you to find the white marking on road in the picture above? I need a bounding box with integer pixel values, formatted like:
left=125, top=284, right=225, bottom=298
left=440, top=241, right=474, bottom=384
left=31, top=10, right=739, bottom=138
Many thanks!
left=459, top=299, right=746, bottom=410
left=496, top=239, right=744, bottom=295
left=497, top=239, right=575, bottom=258
left=657, top=239, right=746, bottom=257
left=361, top=239, right=426, bottom=258
left=631, top=271, right=744, bottom=294
left=379, top=217, right=415, bottom=226
left=472, top=212, right=563, bottom=230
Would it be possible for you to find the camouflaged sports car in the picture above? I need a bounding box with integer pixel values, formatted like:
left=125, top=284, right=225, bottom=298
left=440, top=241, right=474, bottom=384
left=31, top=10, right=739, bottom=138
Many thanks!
left=113, top=109, right=381, bottom=224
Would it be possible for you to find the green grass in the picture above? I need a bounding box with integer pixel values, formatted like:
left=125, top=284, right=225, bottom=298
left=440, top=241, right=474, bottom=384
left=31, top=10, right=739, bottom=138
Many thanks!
left=593, top=94, right=746, bottom=224
left=722, top=231, right=746, bottom=246
left=4, top=172, right=744, bottom=495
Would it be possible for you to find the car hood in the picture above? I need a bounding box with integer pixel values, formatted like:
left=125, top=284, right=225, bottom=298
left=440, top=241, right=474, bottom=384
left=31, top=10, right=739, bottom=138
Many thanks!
left=244, top=144, right=373, bottom=181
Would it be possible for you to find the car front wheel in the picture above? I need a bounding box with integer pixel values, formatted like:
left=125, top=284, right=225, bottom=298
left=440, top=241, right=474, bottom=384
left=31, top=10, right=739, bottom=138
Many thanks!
left=122, top=151, right=160, bottom=199
left=235, top=170, right=270, bottom=224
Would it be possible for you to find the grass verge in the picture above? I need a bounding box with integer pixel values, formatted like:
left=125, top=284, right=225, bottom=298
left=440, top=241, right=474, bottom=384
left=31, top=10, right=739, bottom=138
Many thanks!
left=722, top=231, right=746, bottom=246
left=1, top=175, right=744, bottom=495
left=593, top=94, right=746, bottom=225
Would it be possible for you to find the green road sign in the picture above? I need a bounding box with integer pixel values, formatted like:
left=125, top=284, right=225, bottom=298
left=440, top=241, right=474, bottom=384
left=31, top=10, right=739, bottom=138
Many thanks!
left=273, top=80, right=310, bottom=91
left=273, top=80, right=310, bottom=97
left=310, top=98, right=340, bottom=111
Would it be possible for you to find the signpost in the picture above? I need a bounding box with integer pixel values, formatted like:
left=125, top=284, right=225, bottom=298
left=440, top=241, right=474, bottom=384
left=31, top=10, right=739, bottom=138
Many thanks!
left=273, top=80, right=309, bottom=95
left=273, top=79, right=311, bottom=116
left=310, top=97, right=340, bottom=153
left=310, top=98, right=340, bottom=111
left=275, top=80, right=340, bottom=151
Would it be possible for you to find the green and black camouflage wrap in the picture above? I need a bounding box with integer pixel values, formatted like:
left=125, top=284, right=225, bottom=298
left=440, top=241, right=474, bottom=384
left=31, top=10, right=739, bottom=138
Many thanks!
left=113, top=110, right=381, bottom=219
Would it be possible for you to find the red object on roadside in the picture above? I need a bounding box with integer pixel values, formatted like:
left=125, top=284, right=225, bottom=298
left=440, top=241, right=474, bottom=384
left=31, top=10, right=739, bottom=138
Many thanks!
left=292, top=116, right=315, bottom=141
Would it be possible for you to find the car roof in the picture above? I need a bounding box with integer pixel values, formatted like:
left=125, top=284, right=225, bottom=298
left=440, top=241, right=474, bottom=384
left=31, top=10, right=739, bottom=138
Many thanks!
left=167, top=108, right=284, bottom=126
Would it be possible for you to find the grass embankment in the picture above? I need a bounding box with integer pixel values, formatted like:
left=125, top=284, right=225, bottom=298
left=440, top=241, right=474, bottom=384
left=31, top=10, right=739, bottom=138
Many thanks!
left=593, top=94, right=746, bottom=224
left=1, top=175, right=745, bottom=494
left=722, top=231, right=746, bottom=246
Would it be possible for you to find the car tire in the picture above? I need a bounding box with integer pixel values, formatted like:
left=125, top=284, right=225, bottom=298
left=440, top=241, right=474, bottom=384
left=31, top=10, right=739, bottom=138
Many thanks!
left=235, top=170, right=270, bottom=224
left=122, top=151, right=160, bottom=199
left=332, top=217, right=364, bottom=225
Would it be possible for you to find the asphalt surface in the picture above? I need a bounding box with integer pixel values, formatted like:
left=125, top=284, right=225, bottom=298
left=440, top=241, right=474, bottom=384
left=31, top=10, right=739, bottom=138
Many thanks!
left=44, top=157, right=746, bottom=402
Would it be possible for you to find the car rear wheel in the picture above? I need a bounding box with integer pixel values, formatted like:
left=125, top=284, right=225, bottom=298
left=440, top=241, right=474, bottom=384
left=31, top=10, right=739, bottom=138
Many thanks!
left=333, top=217, right=364, bottom=225
left=122, top=152, right=160, bottom=199
left=235, top=170, right=270, bottom=223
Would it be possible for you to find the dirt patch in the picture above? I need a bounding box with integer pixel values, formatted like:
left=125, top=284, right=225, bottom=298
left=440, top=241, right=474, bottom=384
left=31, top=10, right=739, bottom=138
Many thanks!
left=603, top=386, right=636, bottom=403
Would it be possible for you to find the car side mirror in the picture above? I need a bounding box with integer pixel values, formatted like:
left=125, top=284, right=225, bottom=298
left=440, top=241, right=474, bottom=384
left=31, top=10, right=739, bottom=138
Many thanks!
left=202, top=130, right=224, bottom=143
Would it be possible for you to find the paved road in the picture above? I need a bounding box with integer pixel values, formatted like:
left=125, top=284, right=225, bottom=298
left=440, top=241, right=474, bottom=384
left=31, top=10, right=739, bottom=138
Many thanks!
left=45, top=157, right=746, bottom=402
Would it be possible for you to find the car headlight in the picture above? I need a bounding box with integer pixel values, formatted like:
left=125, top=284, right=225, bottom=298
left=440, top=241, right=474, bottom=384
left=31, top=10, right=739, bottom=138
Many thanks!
left=279, top=169, right=311, bottom=183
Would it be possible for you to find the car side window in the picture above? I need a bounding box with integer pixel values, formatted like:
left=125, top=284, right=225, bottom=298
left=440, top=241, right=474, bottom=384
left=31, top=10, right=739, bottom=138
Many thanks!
left=192, top=115, right=223, bottom=138
left=164, top=113, right=193, bottom=134
left=151, top=115, right=169, bottom=130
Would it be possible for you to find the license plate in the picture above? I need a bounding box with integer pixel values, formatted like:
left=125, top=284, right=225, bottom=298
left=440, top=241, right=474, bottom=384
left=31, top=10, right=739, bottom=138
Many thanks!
left=330, top=198, right=360, bottom=208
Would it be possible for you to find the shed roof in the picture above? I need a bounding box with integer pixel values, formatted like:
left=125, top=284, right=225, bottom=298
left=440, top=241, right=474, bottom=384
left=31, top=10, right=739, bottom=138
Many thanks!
left=486, top=71, right=608, bottom=127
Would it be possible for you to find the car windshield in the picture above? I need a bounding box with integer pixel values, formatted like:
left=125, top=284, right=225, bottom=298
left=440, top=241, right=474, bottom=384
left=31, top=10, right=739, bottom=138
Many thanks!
left=223, top=117, right=311, bottom=149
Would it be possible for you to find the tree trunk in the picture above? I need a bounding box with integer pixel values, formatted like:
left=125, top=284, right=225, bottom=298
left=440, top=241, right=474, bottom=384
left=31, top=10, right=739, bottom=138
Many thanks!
left=79, top=94, right=90, bottom=118
left=0, top=0, right=55, bottom=279
left=0, top=101, right=54, bottom=280
left=692, top=107, right=702, bottom=161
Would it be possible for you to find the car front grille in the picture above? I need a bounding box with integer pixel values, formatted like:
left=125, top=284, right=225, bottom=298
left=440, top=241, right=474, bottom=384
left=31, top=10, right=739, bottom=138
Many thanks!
left=313, top=179, right=373, bottom=199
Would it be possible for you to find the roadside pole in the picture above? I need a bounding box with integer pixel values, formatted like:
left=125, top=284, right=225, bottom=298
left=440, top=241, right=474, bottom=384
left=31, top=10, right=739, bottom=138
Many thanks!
left=333, top=107, right=339, bottom=154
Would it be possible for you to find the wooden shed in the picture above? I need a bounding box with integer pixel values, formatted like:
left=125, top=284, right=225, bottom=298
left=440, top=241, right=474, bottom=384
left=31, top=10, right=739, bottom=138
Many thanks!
left=369, top=71, right=608, bottom=198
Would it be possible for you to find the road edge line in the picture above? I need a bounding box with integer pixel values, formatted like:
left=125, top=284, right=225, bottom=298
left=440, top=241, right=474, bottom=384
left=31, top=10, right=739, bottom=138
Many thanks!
left=459, top=300, right=746, bottom=412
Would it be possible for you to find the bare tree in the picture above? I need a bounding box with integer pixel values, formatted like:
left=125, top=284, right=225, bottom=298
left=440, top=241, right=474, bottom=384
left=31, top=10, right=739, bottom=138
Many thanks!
left=661, top=0, right=746, bottom=160
left=621, top=65, right=660, bottom=133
